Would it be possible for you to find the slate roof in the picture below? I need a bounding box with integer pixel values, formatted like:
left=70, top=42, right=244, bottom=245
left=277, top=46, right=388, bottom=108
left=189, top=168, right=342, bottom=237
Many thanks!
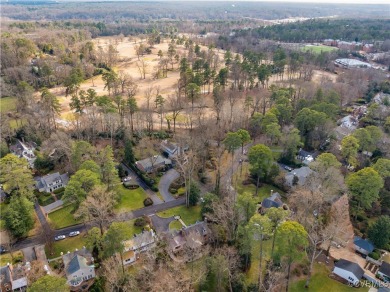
left=66, top=255, right=90, bottom=275
left=354, top=236, right=374, bottom=253
left=285, top=166, right=314, bottom=186
left=262, top=193, right=283, bottom=209
left=0, top=266, right=11, bottom=285
left=136, top=156, right=172, bottom=170
left=379, top=261, right=390, bottom=277
left=335, top=259, right=364, bottom=279
left=123, top=230, right=155, bottom=251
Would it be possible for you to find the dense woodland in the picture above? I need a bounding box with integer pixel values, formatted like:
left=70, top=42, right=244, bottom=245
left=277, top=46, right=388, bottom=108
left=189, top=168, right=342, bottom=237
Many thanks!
left=1, top=3, right=390, bottom=291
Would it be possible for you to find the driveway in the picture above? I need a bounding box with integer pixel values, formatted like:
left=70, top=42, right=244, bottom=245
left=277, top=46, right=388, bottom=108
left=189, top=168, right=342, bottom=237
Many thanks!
left=149, top=214, right=176, bottom=234
left=158, top=169, right=180, bottom=202
left=121, top=163, right=163, bottom=204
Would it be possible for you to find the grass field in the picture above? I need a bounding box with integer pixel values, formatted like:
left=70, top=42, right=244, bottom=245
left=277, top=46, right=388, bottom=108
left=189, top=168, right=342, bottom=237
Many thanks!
left=0, top=251, right=23, bottom=266
left=0, top=97, right=17, bottom=113
left=114, top=185, right=148, bottom=213
left=45, top=234, right=87, bottom=259
left=290, top=263, right=368, bottom=292
left=302, top=45, right=338, bottom=54
left=169, top=220, right=183, bottom=230
left=158, top=205, right=202, bottom=226
left=48, top=204, right=80, bottom=229
left=110, top=220, right=143, bottom=237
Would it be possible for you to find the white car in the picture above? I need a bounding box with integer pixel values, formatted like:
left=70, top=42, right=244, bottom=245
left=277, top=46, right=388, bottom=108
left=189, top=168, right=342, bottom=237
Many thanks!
left=69, top=231, right=80, bottom=237
left=54, top=235, right=66, bottom=241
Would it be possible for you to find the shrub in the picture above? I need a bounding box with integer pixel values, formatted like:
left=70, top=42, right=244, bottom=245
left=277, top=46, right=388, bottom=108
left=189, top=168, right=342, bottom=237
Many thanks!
left=53, top=187, right=65, bottom=194
left=169, top=188, right=178, bottom=194
left=134, top=217, right=147, bottom=227
left=151, top=186, right=158, bottom=192
left=143, top=197, right=153, bottom=206
left=369, top=251, right=380, bottom=260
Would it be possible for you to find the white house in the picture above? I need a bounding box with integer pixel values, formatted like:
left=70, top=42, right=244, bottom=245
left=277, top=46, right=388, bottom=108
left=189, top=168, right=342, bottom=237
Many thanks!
left=35, top=172, right=69, bottom=193
left=135, top=156, right=172, bottom=173
left=62, top=249, right=95, bottom=288
left=333, top=258, right=364, bottom=286
left=122, top=230, right=156, bottom=265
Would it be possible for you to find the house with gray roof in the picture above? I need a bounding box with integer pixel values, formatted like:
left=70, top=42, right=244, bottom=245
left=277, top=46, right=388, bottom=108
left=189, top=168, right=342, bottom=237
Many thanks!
left=354, top=236, right=374, bottom=256
left=296, top=149, right=317, bottom=165
left=122, top=230, right=156, bottom=265
left=167, top=221, right=209, bottom=254
left=9, top=140, right=36, bottom=168
left=378, top=261, right=390, bottom=283
left=62, top=249, right=95, bottom=288
left=0, top=264, right=28, bottom=291
left=261, top=192, right=284, bottom=213
left=35, top=172, right=69, bottom=193
left=333, top=258, right=364, bottom=286
left=285, top=166, right=314, bottom=187
left=135, top=155, right=172, bottom=173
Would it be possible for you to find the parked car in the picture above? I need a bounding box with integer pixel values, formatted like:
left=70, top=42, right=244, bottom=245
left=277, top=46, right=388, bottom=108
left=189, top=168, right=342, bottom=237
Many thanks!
left=69, top=231, right=80, bottom=237
left=284, top=166, right=293, bottom=172
left=54, top=235, right=66, bottom=241
left=0, top=246, right=7, bottom=254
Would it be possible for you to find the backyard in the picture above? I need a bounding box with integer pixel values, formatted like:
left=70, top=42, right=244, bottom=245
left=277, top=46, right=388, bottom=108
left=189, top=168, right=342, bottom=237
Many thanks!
left=47, top=204, right=80, bottom=229
left=290, top=263, right=368, bottom=292
left=114, top=185, right=148, bottom=213
left=0, top=250, right=23, bottom=266
left=37, top=192, right=55, bottom=206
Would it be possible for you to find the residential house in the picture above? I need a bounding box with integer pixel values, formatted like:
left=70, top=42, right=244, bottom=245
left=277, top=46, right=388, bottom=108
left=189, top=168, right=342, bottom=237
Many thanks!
left=285, top=166, right=314, bottom=187
left=378, top=261, right=390, bottom=283
left=62, top=249, right=95, bottom=289
left=0, top=264, right=28, bottom=291
left=122, top=230, right=156, bottom=265
left=135, top=155, right=172, bottom=173
left=160, top=140, right=188, bottom=158
left=35, top=172, right=69, bottom=193
left=168, top=221, right=209, bottom=254
left=0, top=265, right=12, bottom=292
left=260, top=192, right=283, bottom=213
left=354, top=236, right=374, bottom=256
left=296, top=149, right=316, bottom=165
left=333, top=258, right=364, bottom=286
left=9, top=140, right=36, bottom=168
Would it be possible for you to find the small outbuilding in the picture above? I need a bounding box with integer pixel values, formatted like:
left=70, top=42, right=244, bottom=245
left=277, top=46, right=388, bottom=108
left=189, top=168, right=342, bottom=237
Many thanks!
left=333, top=258, right=364, bottom=286
left=354, top=236, right=374, bottom=256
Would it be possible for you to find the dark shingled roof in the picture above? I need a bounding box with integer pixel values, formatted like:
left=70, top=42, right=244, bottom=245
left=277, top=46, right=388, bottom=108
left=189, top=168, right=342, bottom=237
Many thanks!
left=66, top=255, right=90, bottom=275
left=379, top=261, right=390, bottom=277
left=335, top=259, right=364, bottom=279
left=0, top=266, right=11, bottom=285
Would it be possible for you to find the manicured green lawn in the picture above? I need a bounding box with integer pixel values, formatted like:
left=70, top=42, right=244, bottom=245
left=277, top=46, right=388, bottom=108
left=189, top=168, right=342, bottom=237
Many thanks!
left=45, top=235, right=87, bottom=259
left=0, top=97, right=17, bottom=113
left=0, top=251, right=23, bottom=266
left=290, top=263, right=368, bottom=292
left=302, top=45, right=338, bottom=54
left=158, top=205, right=202, bottom=226
left=111, top=220, right=143, bottom=238
left=37, top=193, right=55, bottom=206
left=169, top=220, right=183, bottom=230
left=48, top=204, right=80, bottom=229
left=114, top=185, right=148, bottom=213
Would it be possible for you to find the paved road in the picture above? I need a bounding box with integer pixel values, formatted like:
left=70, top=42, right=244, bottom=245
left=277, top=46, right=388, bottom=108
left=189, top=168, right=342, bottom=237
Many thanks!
left=121, top=162, right=163, bottom=204
left=158, top=169, right=179, bottom=202
left=15, top=197, right=186, bottom=250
